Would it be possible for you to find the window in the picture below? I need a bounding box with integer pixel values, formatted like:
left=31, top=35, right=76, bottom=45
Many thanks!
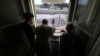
left=34, top=0, right=70, bottom=32
left=74, top=0, right=100, bottom=34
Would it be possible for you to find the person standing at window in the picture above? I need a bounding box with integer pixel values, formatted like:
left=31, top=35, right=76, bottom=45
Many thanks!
left=35, top=19, right=55, bottom=56
left=23, top=12, right=35, bottom=56
left=60, top=23, right=74, bottom=56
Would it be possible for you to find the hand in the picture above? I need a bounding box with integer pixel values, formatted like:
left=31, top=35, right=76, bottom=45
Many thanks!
left=60, top=30, right=65, bottom=33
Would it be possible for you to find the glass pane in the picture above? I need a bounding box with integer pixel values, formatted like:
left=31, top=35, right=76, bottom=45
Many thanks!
left=74, top=0, right=99, bottom=34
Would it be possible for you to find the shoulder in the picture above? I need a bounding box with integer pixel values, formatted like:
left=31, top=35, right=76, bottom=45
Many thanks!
left=23, top=22, right=30, bottom=29
left=35, top=25, right=43, bottom=30
left=48, top=26, right=55, bottom=30
left=61, top=33, right=68, bottom=37
left=23, top=22, right=27, bottom=26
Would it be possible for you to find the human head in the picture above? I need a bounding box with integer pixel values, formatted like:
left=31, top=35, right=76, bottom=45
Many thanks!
left=66, top=23, right=74, bottom=32
left=24, top=12, right=34, bottom=22
left=42, top=19, right=48, bottom=25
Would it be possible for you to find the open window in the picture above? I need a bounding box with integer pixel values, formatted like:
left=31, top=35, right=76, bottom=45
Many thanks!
left=34, top=0, right=70, bottom=34
left=27, top=0, right=70, bottom=37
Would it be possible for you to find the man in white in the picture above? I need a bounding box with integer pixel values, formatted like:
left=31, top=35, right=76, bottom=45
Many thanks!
left=35, top=19, right=55, bottom=56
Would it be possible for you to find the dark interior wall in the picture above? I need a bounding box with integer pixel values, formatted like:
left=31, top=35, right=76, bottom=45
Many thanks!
left=0, top=0, right=31, bottom=56
left=0, top=0, right=24, bottom=27
left=74, top=28, right=90, bottom=56
left=0, top=31, right=6, bottom=56
left=1, top=24, right=30, bottom=56
left=24, top=0, right=31, bottom=13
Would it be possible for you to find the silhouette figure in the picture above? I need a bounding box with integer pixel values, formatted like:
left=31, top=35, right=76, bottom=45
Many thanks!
left=60, top=23, right=74, bottom=56
left=35, top=19, right=55, bottom=56
left=23, top=12, right=35, bottom=56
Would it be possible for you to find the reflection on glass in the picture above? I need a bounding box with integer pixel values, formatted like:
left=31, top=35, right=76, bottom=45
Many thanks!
left=74, top=0, right=99, bottom=34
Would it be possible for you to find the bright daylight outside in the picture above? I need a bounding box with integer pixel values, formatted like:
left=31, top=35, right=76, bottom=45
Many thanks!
left=34, top=0, right=69, bottom=33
